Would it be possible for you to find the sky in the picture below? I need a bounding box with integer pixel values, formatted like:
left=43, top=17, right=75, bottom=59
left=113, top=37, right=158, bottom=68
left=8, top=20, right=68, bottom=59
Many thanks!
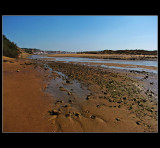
left=2, top=15, right=158, bottom=51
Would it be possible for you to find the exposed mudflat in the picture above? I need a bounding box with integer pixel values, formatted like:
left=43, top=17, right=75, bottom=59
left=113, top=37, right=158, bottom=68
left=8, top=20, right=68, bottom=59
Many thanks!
left=35, top=59, right=157, bottom=132
left=3, top=55, right=157, bottom=132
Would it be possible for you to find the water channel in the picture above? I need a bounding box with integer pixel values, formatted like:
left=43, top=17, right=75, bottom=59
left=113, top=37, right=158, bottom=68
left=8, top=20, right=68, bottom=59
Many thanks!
left=29, top=54, right=158, bottom=74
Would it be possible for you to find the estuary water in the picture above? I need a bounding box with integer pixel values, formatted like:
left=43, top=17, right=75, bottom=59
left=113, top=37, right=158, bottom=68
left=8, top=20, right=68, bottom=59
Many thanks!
left=29, top=55, right=158, bottom=73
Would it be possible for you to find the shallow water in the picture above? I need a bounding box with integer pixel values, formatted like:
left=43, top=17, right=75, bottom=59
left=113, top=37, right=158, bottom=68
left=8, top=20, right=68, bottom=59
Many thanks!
left=52, top=57, right=158, bottom=67
left=29, top=55, right=158, bottom=73
left=43, top=63, right=91, bottom=103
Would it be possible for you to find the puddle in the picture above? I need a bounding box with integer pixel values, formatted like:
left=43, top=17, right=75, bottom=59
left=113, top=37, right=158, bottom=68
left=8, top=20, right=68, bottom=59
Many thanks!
left=42, top=63, right=91, bottom=103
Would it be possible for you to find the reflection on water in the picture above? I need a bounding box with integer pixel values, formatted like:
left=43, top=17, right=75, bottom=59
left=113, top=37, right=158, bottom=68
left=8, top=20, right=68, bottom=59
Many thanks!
left=100, top=65, right=157, bottom=74
left=53, top=57, right=158, bottom=67
left=29, top=55, right=158, bottom=74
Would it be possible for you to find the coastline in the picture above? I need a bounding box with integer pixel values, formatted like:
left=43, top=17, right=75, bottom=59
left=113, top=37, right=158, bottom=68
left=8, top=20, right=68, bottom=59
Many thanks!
left=3, top=56, right=158, bottom=132
left=47, top=53, right=158, bottom=61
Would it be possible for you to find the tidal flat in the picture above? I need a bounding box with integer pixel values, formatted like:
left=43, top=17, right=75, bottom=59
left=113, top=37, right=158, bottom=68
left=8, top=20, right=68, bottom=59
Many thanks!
left=34, top=58, right=158, bottom=132
left=3, top=55, right=158, bottom=132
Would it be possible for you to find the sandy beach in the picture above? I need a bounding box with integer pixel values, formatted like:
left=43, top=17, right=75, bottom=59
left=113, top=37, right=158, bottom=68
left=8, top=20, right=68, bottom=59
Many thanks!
left=2, top=57, right=56, bottom=132
left=2, top=56, right=158, bottom=132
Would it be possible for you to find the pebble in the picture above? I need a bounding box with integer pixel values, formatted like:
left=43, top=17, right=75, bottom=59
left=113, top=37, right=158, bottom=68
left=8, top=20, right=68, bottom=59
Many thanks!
left=150, top=82, right=154, bottom=85
left=123, top=97, right=127, bottom=100
left=136, top=121, right=141, bottom=125
left=49, top=110, right=60, bottom=115
left=75, top=113, right=80, bottom=117
left=86, top=95, right=91, bottom=100
left=65, top=113, right=70, bottom=117
left=96, top=105, right=100, bottom=108
left=68, top=99, right=73, bottom=103
left=90, top=115, right=96, bottom=119
left=66, top=80, right=70, bottom=83
left=56, top=100, right=64, bottom=104
left=115, top=118, right=120, bottom=121
left=68, top=91, right=72, bottom=95
left=144, top=76, right=148, bottom=79
left=104, top=92, right=107, bottom=95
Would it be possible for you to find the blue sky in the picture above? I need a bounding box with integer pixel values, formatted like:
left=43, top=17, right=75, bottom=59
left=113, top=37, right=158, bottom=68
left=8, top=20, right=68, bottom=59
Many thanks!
left=2, top=15, right=157, bottom=51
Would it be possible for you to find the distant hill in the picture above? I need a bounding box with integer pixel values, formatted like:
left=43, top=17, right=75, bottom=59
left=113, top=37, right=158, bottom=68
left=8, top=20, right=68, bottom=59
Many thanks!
left=78, top=49, right=157, bottom=55
left=3, top=35, right=20, bottom=58
left=21, top=48, right=41, bottom=54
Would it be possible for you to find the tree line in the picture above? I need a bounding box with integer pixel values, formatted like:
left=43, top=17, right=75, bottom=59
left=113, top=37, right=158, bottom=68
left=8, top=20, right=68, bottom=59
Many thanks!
left=77, top=49, right=157, bottom=55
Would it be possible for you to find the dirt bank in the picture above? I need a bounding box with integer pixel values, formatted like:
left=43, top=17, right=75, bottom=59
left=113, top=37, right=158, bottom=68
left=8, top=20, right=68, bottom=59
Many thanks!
left=2, top=57, right=56, bottom=132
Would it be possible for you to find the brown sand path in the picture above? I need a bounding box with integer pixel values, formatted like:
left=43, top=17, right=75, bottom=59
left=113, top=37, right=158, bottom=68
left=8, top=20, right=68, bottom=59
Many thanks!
left=2, top=57, right=55, bottom=132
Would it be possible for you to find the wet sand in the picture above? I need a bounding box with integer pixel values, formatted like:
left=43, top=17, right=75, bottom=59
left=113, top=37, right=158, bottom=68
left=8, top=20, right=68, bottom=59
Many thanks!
left=45, top=61, right=157, bottom=132
left=70, top=62, right=157, bottom=71
left=3, top=57, right=56, bottom=132
left=3, top=56, right=158, bottom=132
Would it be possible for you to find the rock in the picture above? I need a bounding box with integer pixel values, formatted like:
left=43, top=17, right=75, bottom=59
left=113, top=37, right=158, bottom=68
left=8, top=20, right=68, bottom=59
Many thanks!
left=48, top=110, right=60, bottom=115
left=115, top=118, right=120, bottom=121
left=129, top=105, right=133, bottom=110
left=109, top=80, right=114, bottom=84
left=104, top=92, right=107, bottom=95
left=117, top=100, right=123, bottom=103
left=142, top=99, right=147, bottom=102
left=136, top=121, right=141, bottom=125
left=68, top=99, right=73, bottom=103
left=90, top=115, right=96, bottom=119
left=75, top=113, right=80, bottom=117
left=85, top=110, right=89, bottom=113
left=25, top=62, right=32, bottom=65
left=65, top=113, right=70, bottom=117
left=86, top=95, right=91, bottom=100
left=68, top=91, right=72, bottom=95
left=123, top=97, right=127, bottom=100
left=66, top=80, right=70, bottom=83
left=118, top=105, right=121, bottom=108
left=3, top=60, right=8, bottom=63
left=59, top=86, right=67, bottom=91
left=144, top=76, right=148, bottom=79
left=108, top=98, right=113, bottom=102
left=96, top=105, right=100, bottom=108
left=56, top=100, right=64, bottom=104
left=63, top=105, right=68, bottom=108
left=150, top=82, right=154, bottom=85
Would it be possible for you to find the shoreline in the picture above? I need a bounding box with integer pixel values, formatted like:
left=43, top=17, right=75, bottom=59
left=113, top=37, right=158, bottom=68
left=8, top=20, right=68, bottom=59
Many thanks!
left=47, top=53, right=158, bottom=61
left=3, top=56, right=158, bottom=132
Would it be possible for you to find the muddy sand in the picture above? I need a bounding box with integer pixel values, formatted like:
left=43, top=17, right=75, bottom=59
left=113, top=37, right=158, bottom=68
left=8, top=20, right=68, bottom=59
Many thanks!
left=3, top=57, right=56, bottom=132
left=3, top=57, right=158, bottom=132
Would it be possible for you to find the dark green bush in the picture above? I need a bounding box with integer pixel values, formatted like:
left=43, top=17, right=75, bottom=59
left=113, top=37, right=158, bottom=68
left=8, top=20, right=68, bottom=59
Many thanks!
left=3, top=35, right=20, bottom=58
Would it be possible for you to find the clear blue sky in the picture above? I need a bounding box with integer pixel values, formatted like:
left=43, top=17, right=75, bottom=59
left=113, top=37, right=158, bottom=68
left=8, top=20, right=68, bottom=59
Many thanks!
left=2, top=15, right=157, bottom=51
